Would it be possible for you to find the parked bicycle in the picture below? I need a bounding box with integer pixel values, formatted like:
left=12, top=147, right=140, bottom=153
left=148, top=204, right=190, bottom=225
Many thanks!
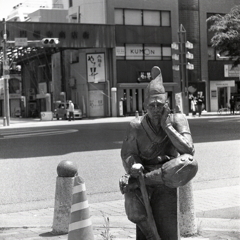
left=235, top=104, right=240, bottom=114
left=218, top=105, right=230, bottom=115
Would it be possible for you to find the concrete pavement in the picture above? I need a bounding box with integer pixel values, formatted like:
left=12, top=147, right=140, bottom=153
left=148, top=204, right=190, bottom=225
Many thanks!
left=0, top=185, right=239, bottom=239
left=0, top=112, right=239, bottom=239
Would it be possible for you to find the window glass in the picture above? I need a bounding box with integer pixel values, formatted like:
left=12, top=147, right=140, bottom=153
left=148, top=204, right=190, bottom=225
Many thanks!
left=116, top=46, right=125, bottom=60
left=143, top=10, right=160, bottom=26
left=161, top=11, right=170, bottom=26
left=125, top=9, right=142, bottom=25
left=162, top=46, right=171, bottom=60
left=144, top=45, right=161, bottom=60
left=115, top=9, right=123, bottom=24
left=208, top=47, right=215, bottom=60
left=126, top=44, right=143, bottom=60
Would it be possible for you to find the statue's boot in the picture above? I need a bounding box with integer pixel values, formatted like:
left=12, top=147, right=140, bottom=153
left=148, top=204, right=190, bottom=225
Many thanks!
left=137, top=220, right=157, bottom=240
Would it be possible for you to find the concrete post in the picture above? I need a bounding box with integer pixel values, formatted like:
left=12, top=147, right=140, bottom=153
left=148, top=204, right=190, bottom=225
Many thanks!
left=52, top=160, right=78, bottom=234
left=179, top=181, right=197, bottom=236
left=135, top=111, right=139, bottom=118
left=111, top=87, right=117, bottom=117
left=45, top=93, right=51, bottom=111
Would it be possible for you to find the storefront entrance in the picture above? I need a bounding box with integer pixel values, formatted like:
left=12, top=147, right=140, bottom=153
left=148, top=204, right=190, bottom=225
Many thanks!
left=218, top=87, right=228, bottom=108
left=210, top=80, right=235, bottom=112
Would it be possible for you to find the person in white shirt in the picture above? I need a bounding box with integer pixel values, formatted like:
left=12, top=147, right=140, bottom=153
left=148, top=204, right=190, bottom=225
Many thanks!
left=68, top=101, right=74, bottom=121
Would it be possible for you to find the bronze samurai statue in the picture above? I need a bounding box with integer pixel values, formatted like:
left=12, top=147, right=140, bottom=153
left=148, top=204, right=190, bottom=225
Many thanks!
left=120, top=66, right=198, bottom=240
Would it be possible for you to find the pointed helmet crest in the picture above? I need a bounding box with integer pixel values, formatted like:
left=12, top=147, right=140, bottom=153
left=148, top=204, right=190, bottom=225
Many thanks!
left=145, top=66, right=167, bottom=105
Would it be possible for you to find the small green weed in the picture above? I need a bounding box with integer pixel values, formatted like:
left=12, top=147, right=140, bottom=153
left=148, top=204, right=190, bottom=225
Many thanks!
left=100, top=211, right=114, bottom=240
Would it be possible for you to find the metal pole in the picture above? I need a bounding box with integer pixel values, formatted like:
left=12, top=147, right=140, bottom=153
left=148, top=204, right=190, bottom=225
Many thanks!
left=2, top=18, right=10, bottom=126
left=178, top=24, right=189, bottom=115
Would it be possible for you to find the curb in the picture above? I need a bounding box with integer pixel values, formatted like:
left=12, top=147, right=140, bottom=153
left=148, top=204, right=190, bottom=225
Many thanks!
left=0, top=113, right=239, bottom=129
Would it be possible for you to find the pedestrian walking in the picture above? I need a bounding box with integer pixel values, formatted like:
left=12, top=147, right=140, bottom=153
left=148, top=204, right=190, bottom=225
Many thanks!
left=229, top=96, right=236, bottom=115
left=189, top=94, right=197, bottom=116
left=196, top=93, right=204, bottom=117
left=68, top=100, right=75, bottom=121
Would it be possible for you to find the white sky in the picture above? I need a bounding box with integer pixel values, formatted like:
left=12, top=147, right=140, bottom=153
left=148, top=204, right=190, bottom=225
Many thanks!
left=0, top=0, right=52, bottom=20
left=0, top=0, right=22, bottom=20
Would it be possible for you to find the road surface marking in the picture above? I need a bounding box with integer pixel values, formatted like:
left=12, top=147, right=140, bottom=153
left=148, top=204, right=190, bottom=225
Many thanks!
left=0, top=129, right=78, bottom=139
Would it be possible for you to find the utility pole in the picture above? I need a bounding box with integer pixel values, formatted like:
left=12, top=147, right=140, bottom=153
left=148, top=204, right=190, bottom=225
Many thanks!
left=2, top=18, right=10, bottom=126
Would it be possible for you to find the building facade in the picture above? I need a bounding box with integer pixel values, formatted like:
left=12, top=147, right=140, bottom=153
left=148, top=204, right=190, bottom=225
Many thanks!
left=1, top=0, right=240, bottom=118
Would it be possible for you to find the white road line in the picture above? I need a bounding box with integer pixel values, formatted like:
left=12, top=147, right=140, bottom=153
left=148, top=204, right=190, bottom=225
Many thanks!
left=1, top=129, right=62, bottom=135
left=208, top=118, right=240, bottom=122
left=1, top=129, right=78, bottom=139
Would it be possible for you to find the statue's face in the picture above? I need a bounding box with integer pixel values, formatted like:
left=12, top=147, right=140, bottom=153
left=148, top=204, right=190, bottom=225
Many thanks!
left=147, top=101, right=165, bottom=120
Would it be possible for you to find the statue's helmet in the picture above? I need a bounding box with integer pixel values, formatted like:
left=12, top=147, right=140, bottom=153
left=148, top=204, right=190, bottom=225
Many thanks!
left=145, top=66, right=167, bottom=105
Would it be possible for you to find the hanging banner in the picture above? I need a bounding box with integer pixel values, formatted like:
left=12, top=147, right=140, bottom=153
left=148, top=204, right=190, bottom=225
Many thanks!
left=87, top=53, right=105, bottom=83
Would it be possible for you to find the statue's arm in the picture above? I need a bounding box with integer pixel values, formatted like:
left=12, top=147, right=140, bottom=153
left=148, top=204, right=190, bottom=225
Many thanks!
left=163, top=113, right=194, bottom=155
left=144, top=113, right=196, bottom=187
left=121, top=122, right=142, bottom=174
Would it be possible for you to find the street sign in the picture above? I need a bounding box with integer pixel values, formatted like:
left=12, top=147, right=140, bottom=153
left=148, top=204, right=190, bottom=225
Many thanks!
left=15, top=38, right=28, bottom=47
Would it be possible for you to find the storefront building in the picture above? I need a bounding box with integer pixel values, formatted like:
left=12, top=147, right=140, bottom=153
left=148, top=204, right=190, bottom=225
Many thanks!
left=1, top=0, right=240, bottom=118
left=200, top=0, right=240, bottom=111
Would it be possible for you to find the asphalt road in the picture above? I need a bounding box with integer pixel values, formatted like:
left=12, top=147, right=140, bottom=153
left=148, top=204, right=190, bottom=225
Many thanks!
left=0, top=116, right=239, bottom=213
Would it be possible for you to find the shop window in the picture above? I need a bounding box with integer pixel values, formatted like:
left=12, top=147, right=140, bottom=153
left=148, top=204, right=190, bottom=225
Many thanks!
left=161, top=11, right=170, bottom=26
left=125, top=9, right=142, bottom=25
left=115, top=9, right=171, bottom=27
left=115, top=9, right=123, bottom=24
left=162, top=46, right=171, bottom=60
left=143, top=10, right=160, bottom=26
left=208, top=47, right=215, bottom=60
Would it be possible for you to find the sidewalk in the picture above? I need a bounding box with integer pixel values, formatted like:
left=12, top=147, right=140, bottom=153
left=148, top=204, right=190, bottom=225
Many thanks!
left=0, top=185, right=239, bottom=240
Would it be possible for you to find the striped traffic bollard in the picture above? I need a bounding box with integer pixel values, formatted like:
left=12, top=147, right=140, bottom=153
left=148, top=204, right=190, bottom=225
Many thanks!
left=68, top=175, right=94, bottom=240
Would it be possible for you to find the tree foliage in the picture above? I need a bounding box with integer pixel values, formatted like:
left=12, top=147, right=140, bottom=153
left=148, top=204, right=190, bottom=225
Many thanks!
left=207, top=5, right=240, bottom=65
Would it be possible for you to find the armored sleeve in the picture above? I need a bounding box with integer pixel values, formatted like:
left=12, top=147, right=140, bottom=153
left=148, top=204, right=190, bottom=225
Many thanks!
left=121, top=120, right=142, bottom=174
left=164, top=113, right=195, bottom=155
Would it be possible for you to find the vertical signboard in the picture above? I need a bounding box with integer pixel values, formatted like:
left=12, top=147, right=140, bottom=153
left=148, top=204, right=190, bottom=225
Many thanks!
left=89, top=90, right=104, bottom=117
left=87, top=53, right=105, bottom=83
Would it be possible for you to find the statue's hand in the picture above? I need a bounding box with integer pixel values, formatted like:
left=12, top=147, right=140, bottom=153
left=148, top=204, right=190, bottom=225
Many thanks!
left=161, top=104, right=171, bottom=129
left=130, top=163, right=144, bottom=178
left=119, top=174, right=139, bottom=194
